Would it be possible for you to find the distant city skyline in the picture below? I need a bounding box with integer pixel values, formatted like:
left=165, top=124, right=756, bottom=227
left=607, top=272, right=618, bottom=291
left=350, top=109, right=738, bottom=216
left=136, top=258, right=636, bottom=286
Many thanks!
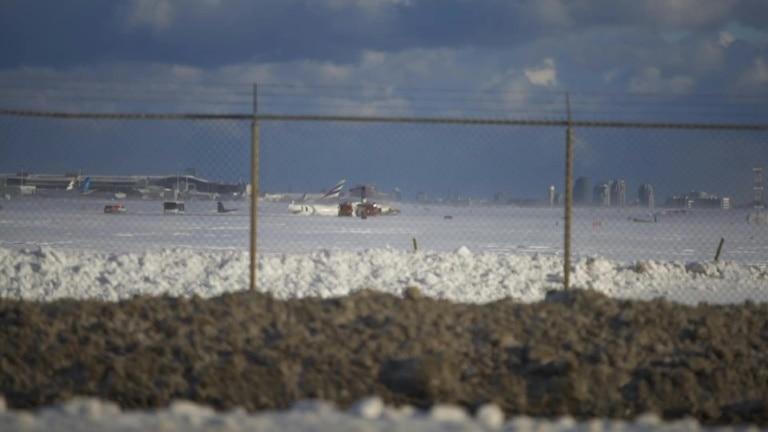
left=2, top=167, right=759, bottom=210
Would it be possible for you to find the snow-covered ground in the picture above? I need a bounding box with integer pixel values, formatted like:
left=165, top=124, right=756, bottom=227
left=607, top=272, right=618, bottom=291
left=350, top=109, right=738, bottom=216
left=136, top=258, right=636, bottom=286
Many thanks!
left=0, top=396, right=754, bottom=432
left=1, top=197, right=767, bottom=431
left=1, top=199, right=766, bottom=304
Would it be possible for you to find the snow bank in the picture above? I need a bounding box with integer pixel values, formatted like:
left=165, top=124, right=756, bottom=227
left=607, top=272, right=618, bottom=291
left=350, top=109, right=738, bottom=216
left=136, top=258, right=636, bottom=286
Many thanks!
left=2, top=246, right=766, bottom=304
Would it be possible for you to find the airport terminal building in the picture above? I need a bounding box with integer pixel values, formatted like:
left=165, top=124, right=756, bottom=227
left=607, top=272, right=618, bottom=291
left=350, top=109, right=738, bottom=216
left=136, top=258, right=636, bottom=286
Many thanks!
left=0, top=172, right=246, bottom=200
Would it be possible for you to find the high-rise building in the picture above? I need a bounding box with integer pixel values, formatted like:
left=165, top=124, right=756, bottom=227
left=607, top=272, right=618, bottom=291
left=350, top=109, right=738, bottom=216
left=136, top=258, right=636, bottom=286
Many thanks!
left=593, top=181, right=611, bottom=206
left=548, top=185, right=555, bottom=206
left=749, top=166, right=767, bottom=224
left=637, top=184, right=654, bottom=208
left=610, top=179, right=626, bottom=207
left=574, top=177, right=590, bottom=206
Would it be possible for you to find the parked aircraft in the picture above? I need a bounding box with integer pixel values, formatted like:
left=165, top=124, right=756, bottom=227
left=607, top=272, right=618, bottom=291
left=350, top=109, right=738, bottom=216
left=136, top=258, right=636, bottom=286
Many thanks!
left=66, top=176, right=95, bottom=195
left=75, top=176, right=128, bottom=199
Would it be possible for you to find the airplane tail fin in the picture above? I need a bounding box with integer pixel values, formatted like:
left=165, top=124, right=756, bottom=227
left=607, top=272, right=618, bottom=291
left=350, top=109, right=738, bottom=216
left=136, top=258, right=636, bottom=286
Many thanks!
left=66, top=178, right=77, bottom=191
left=321, top=179, right=345, bottom=199
left=217, top=201, right=237, bottom=213
left=78, top=177, right=92, bottom=193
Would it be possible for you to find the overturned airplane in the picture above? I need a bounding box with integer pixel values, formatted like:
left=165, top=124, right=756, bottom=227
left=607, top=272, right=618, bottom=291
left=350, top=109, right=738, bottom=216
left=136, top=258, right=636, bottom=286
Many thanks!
left=288, top=180, right=400, bottom=217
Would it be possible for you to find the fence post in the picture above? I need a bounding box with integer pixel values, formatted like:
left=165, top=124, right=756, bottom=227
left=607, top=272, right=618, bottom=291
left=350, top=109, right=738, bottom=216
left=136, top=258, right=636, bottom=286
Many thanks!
left=563, top=92, right=573, bottom=290
left=250, top=84, right=260, bottom=292
left=714, top=237, right=725, bottom=262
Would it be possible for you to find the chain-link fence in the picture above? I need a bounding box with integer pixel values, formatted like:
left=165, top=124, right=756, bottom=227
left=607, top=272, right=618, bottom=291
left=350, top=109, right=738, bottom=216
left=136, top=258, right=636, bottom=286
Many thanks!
left=1, top=107, right=766, bottom=301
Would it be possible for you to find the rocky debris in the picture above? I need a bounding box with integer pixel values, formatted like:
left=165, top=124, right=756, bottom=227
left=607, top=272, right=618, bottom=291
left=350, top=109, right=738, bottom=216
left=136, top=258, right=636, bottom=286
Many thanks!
left=1, top=288, right=767, bottom=426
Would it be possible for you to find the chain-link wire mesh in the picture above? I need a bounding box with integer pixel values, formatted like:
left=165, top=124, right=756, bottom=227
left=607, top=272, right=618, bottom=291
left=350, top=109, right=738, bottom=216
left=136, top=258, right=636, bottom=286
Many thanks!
left=568, top=126, right=768, bottom=265
left=0, top=114, right=252, bottom=255
left=1, top=109, right=766, bottom=301
left=257, top=120, right=566, bottom=255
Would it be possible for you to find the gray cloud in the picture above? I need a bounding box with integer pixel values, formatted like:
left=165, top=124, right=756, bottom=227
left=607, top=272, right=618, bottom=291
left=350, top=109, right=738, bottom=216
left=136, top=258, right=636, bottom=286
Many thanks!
left=3, top=0, right=767, bottom=70
left=0, top=0, right=768, bottom=132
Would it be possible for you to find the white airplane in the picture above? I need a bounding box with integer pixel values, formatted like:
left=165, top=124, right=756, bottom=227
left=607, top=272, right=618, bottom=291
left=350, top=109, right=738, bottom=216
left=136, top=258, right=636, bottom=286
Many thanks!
left=288, top=179, right=345, bottom=216
left=288, top=180, right=401, bottom=217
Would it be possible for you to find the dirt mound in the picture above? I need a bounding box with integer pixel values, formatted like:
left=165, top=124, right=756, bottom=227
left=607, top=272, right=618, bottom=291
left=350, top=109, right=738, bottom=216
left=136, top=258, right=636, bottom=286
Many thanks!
left=1, top=288, right=767, bottom=425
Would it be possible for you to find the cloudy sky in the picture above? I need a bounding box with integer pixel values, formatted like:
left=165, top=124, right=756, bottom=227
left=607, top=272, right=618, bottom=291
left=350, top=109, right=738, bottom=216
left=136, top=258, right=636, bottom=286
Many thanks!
left=1, top=0, right=767, bottom=202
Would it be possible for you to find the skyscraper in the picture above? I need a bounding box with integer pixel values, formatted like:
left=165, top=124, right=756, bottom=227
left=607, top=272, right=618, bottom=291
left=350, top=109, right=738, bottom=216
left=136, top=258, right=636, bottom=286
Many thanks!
left=574, top=177, right=590, bottom=206
left=548, top=185, right=555, bottom=206
left=593, top=181, right=611, bottom=206
left=637, top=183, right=654, bottom=208
left=610, top=180, right=626, bottom=207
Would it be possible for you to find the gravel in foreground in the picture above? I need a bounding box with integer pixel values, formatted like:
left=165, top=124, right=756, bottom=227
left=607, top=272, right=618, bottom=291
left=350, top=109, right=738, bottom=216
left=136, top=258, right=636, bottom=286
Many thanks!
left=1, top=288, right=767, bottom=427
